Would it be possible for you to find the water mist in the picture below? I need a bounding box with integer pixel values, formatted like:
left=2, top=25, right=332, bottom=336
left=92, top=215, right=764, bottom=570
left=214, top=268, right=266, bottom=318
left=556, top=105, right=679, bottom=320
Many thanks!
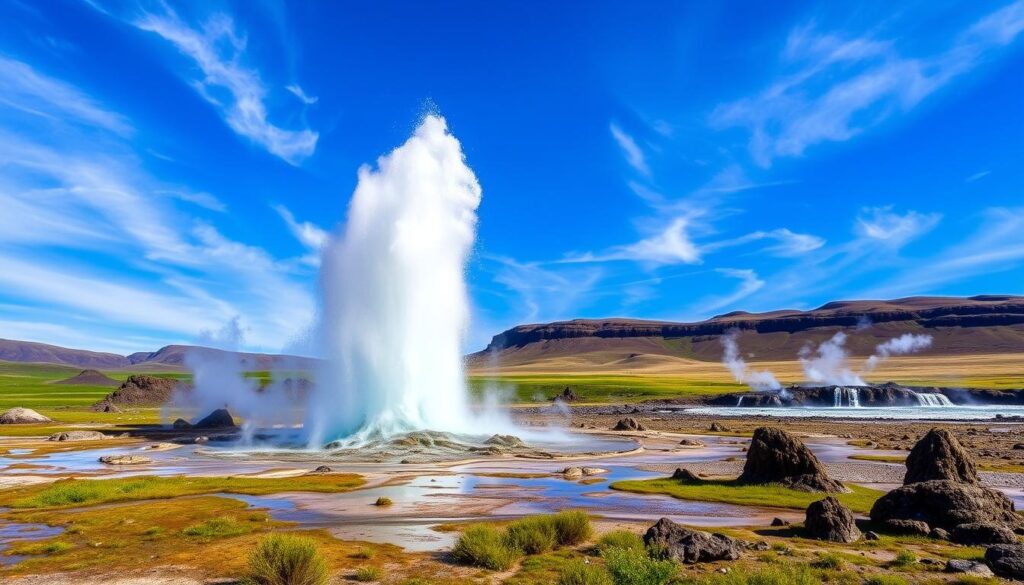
left=305, top=115, right=485, bottom=446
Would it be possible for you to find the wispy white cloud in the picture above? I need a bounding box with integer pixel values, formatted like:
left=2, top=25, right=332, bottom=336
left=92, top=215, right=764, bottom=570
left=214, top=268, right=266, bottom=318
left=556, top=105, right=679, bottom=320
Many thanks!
left=286, top=84, right=318, bottom=105
left=696, top=268, right=766, bottom=315
left=0, top=55, right=132, bottom=136
left=488, top=255, right=603, bottom=323
left=609, top=122, right=650, bottom=176
left=564, top=215, right=702, bottom=266
left=131, top=9, right=318, bottom=164
left=704, top=228, right=825, bottom=258
left=157, top=189, right=227, bottom=212
left=855, top=206, right=941, bottom=247
left=965, top=170, right=991, bottom=182
left=712, top=1, right=1024, bottom=166
left=273, top=204, right=329, bottom=251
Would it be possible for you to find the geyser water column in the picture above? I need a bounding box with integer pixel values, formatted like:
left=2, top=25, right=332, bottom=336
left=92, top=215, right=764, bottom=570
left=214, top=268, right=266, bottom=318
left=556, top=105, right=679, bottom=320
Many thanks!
left=306, top=115, right=482, bottom=446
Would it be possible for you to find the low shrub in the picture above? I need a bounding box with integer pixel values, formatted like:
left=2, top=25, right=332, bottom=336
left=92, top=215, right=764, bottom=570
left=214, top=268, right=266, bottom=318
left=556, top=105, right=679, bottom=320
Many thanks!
left=603, top=546, right=677, bottom=585
left=182, top=516, right=249, bottom=538
left=354, top=566, right=383, bottom=582
left=697, top=565, right=821, bottom=585
left=244, top=534, right=329, bottom=585
left=551, top=510, right=593, bottom=546
left=350, top=548, right=374, bottom=560
left=373, top=496, right=393, bottom=506
left=452, top=524, right=521, bottom=570
left=506, top=516, right=558, bottom=554
left=558, top=559, right=614, bottom=585
left=597, top=530, right=645, bottom=553
left=8, top=540, right=71, bottom=555
left=810, top=552, right=843, bottom=569
left=890, top=550, right=917, bottom=567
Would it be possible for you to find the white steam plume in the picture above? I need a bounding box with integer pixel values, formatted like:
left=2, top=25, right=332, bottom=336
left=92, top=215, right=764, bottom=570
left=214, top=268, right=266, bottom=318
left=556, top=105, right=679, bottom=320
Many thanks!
left=863, top=333, right=933, bottom=372
left=721, top=331, right=781, bottom=391
left=799, top=332, right=865, bottom=386
left=306, top=114, right=521, bottom=446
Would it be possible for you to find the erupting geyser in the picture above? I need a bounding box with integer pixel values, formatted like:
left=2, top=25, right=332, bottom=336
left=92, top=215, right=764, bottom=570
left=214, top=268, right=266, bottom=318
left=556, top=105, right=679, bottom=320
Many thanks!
left=305, top=115, right=483, bottom=446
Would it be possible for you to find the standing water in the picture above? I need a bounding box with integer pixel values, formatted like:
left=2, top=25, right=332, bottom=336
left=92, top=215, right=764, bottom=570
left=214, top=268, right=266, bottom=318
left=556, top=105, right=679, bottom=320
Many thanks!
left=306, top=115, right=484, bottom=445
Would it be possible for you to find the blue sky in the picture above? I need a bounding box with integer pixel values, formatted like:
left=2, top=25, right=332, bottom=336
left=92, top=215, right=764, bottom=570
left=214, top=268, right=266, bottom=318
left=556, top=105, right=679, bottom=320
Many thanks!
left=0, top=0, right=1022, bottom=355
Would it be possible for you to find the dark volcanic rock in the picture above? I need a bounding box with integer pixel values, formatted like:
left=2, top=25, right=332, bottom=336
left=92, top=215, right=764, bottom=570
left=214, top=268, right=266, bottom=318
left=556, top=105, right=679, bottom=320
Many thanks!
left=613, top=417, right=645, bottom=431
left=643, top=518, right=743, bottom=564
left=194, top=408, right=236, bottom=428
left=904, top=428, right=979, bottom=485
left=95, top=375, right=181, bottom=407
left=882, top=519, right=931, bottom=536
left=805, top=497, right=861, bottom=543
left=737, top=427, right=846, bottom=492
left=770, top=518, right=789, bottom=527
left=310, top=465, right=333, bottom=474
left=91, top=401, right=122, bottom=413
left=672, top=468, right=701, bottom=482
left=678, top=438, right=704, bottom=447
left=946, top=559, right=994, bottom=576
left=552, top=387, right=580, bottom=402
left=709, top=422, right=727, bottom=432
left=172, top=418, right=192, bottom=429
left=871, top=480, right=1024, bottom=532
left=952, top=522, right=1018, bottom=545
left=986, top=544, right=1024, bottom=579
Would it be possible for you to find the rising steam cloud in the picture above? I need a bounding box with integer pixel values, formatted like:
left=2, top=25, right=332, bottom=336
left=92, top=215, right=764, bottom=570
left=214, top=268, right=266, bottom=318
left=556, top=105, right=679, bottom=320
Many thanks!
left=799, top=332, right=866, bottom=386
left=864, top=333, right=933, bottom=371
left=721, top=331, right=781, bottom=391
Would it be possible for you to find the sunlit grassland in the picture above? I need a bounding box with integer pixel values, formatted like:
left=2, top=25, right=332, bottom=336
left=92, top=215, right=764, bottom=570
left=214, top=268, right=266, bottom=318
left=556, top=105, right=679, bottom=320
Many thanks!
left=0, top=473, right=366, bottom=509
left=468, top=374, right=745, bottom=403
left=609, top=477, right=883, bottom=514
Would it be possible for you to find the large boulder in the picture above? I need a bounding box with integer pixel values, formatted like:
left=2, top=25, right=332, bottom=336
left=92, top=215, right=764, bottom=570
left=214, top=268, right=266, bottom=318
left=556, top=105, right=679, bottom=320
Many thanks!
left=904, top=428, right=979, bottom=485
left=48, top=430, right=106, bottom=441
left=951, top=522, right=1018, bottom=545
left=0, top=407, right=51, bottom=424
left=805, top=497, right=861, bottom=543
left=643, top=518, right=743, bottom=564
left=870, top=480, right=1024, bottom=533
left=986, top=544, right=1024, bottom=580
left=613, top=417, right=645, bottom=431
left=737, top=427, right=845, bottom=492
left=946, top=559, right=993, bottom=577
left=194, top=408, right=236, bottom=428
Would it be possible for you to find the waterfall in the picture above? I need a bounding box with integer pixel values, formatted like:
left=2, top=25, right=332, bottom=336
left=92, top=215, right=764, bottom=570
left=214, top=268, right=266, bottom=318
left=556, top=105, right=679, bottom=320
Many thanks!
left=833, top=387, right=841, bottom=407
left=913, top=392, right=953, bottom=407
left=831, top=387, right=862, bottom=408
left=848, top=387, right=860, bottom=408
left=736, top=396, right=745, bottom=407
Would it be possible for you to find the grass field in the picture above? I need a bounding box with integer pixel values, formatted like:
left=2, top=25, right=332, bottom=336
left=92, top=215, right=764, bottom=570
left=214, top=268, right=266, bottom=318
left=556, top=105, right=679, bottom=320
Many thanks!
left=609, top=477, right=883, bottom=514
left=468, top=374, right=745, bottom=402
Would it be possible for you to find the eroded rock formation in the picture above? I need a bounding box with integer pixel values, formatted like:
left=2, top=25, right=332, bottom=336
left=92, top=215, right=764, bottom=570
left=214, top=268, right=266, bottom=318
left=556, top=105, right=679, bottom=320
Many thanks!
left=737, top=427, right=846, bottom=492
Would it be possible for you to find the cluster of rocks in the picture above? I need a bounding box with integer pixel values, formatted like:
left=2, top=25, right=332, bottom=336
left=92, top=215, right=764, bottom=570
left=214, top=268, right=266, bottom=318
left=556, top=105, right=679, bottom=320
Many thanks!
left=612, top=417, right=645, bottom=431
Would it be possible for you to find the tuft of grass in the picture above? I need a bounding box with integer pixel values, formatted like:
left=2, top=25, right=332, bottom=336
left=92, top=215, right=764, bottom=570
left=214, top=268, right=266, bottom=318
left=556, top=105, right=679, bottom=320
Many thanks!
left=551, top=510, right=593, bottom=546
left=2, top=474, right=365, bottom=509
left=350, top=549, right=375, bottom=560
left=597, top=530, right=645, bottom=553
left=452, top=524, right=521, bottom=570
left=373, top=496, right=393, bottom=506
left=244, top=534, right=329, bottom=585
left=181, top=516, right=250, bottom=539
left=696, top=565, right=823, bottom=585
left=810, top=552, right=843, bottom=570
left=602, top=546, right=677, bottom=585
left=505, top=516, right=558, bottom=555
left=889, top=550, right=917, bottom=567
left=7, top=541, right=72, bottom=555
left=354, top=566, right=383, bottom=582
left=609, top=478, right=882, bottom=514
left=558, top=559, right=614, bottom=585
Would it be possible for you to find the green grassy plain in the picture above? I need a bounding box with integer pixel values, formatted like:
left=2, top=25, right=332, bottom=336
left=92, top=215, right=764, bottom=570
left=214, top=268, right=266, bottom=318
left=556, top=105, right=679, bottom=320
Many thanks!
left=609, top=478, right=884, bottom=514
left=468, top=374, right=745, bottom=403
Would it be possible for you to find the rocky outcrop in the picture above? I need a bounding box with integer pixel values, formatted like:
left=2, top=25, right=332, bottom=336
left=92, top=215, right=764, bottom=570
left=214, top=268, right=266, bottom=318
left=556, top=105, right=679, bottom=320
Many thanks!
left=870, top=480, right=1024, bottom=533
left=904, top=429, right=979, bottom=485
left=552, top=387, right=580, bottom=402
left=55, top=369, right=120, bottom=386
left=986, top=544, right=1024, bottom=580
left=737, top=427, right=846, bottom=492
left=672, top=468, right=702, bottom=482
left=642, top=518, right=743, bottom=564
left=484, top=434, right=524, bottom=448
left=98, top=455, right=151, bottom=465
left=804, top=497, right=861, bottom=543
left=194, top=408, right=236, bottom=428
left=48, top=430, right=106, bottom=441
left=951, top=522, right=1018, bottom=545
left=613, top=417, right=645, bottom=431
left=0, top=407, right=51, bottom=424
left=92, top=402, right=122, bottom=413
left=95, top=375, right=181, bottom=407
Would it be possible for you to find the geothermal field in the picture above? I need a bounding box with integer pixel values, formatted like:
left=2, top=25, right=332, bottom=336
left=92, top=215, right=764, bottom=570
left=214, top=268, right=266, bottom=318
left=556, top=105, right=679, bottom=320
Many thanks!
left=2, top=3, right=1024, bottom=584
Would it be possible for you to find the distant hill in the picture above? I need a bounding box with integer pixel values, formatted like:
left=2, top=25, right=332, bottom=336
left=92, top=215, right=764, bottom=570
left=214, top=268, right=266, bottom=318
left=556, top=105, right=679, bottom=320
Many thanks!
left=470, top=295, right=1024, bottom=371
left=0, top=339, right=318, bottom=371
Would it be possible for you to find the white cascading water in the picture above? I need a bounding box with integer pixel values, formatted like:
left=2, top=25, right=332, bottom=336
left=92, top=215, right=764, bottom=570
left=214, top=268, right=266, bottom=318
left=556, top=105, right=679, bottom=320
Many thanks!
left=913, top=392, right=954, bottom=407
left=305, top=115, right=483, bottom=446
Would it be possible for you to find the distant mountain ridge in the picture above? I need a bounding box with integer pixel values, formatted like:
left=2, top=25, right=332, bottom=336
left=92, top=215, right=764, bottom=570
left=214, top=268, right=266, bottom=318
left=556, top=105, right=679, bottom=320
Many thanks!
left=473, top=295, right=1024, bottom=368
left=0, top=339, right=318, bottom=370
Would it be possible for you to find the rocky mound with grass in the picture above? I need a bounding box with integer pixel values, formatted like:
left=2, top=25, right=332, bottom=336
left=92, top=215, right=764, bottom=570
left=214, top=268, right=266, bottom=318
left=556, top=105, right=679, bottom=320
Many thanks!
left=871, top=429, right=1024, bottom=537
left=0, top=407, right=51, bottom=424
left=904, top=428, right=979, bottom=484
left=55, top=369, right=119, bottom=386
left=94, top=375, right=182, bottom=408
left=737, top=427, right=846, bottom=492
